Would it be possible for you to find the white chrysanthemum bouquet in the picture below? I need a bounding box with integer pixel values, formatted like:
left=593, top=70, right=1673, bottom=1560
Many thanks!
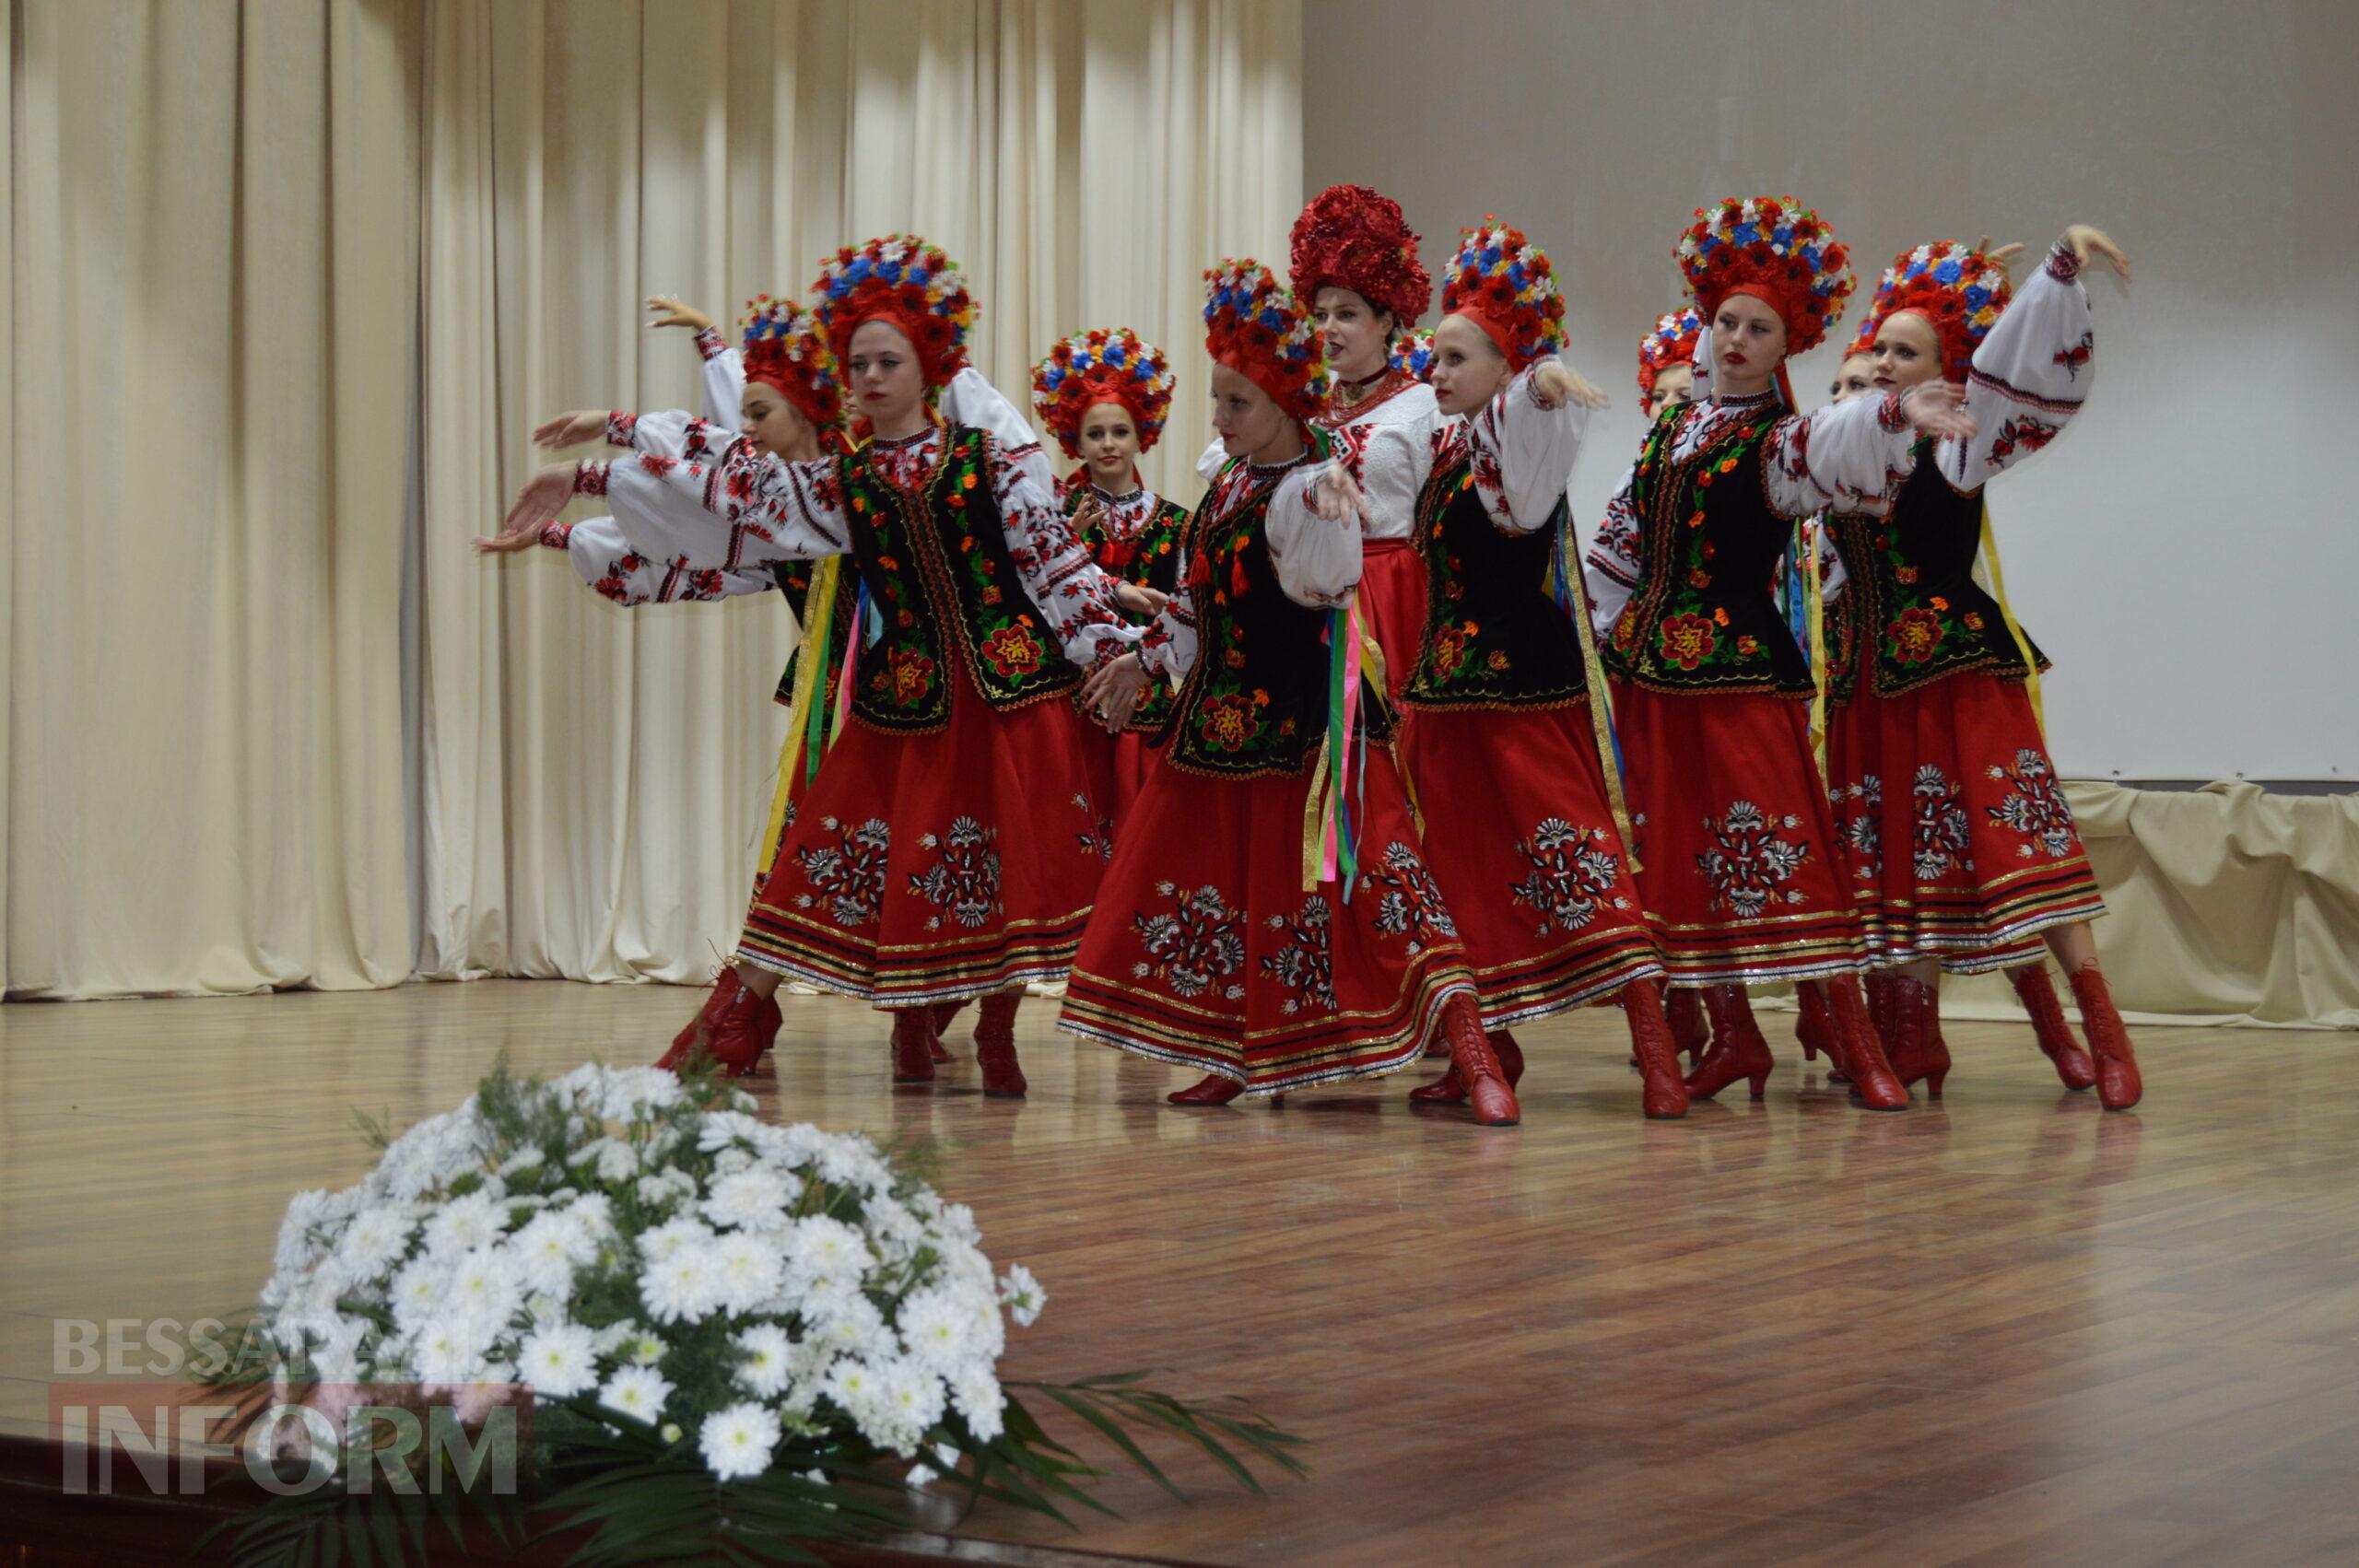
left=211, top=1063, right=1301, bottom=1567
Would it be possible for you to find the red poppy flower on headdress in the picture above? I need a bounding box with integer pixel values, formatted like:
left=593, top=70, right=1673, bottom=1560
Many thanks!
left=1438, top=216, right=1567, bottom=372
left=1844, top=240, right=2015, bottom=381
left=737, top=295, right=845, bottom=441
left=1202, top=259, right=1328, bottom=425
left=1029, top=327, right=1178, bottom=459
left=1388, top=328, right=1436, bottom=382
left=1288, top=184, right=1433, bottom=327
left=1675, top=196, right=1854, bottom=356
left=1637, top=306, right=1704, bottom=400
left=810, top=235, right=976, bottom=389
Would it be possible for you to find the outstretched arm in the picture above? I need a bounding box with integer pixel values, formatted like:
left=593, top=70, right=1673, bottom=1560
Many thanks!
left=1936, top=226, right=2125, bottom=490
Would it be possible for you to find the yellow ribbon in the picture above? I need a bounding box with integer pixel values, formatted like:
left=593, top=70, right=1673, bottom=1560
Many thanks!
left=1563, top=546, right=1642, bottom=875
left=1805, top=519, right=1828, bottom=783
left=1348, top=603, right=1421, bottom=834
left=761, top=556, right=843, bottom=863
left=1979, top=502, right=2046, bottom=735
left=1301, top=732, right=1332, bottom=894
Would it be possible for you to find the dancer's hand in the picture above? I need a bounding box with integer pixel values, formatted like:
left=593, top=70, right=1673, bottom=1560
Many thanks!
left=1082, top=652, right=1149, bottom=732
left=1113, top=581, right=1169, bottom=617
left=2061, top=225, right=2131, bottom=283
left=476, top=463, right=576, bottom=554
left=646, top=295, right=711, bottom=332
left=1309, top=462, right=1366, bottom=527
left=1973, top=236, right=2028, bottom=275
left=1898, top=380, right=1976, bottom=443
left=1534, top=361, right=1609, bottom=412
left=533, top=410, right=608, bottom=451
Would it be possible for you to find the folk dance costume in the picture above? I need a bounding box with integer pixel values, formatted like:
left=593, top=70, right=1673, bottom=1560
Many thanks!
left=1823, top=236, right=2137, bottom=1106
left=1061, top=262, right=1519, bottom=1127
left=1584, top=196, right=1945, bottom=1111
left=1030, top=329, right=1189, bottom=833
left=544, top=238, right=1134, bottom=1094
left=1389, top=221, right=1684, bottom=1120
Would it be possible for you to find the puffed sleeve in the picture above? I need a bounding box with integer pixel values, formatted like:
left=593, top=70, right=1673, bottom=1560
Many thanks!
left=1932, top=240, right=2098, bottom=491
left=585, top=437, right=852, bottom=582
left=1267, top=464, right=1363, bottom=608
left=1463, top=362, right=1591, bottom=533
left=1583, top=463, right=1643, bottom=638
left=938, top=367, right=1060, bottom=499
left=980, top=430, right=1141, bottom=669
left=534, top=509, right=778, bottom=607
left=1135, top=593, right=1200, bottom=684
left=1195, top=437, right=1230, bottom=484
left=694, top=326, right=745, bottom=427
left=603, top=409, right=741, bottom=465
left=1758, top=390, right=1923, bottom=520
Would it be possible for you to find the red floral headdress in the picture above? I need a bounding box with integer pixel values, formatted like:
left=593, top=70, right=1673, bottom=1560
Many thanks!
left=1675, top=196, right=1854, bottom=357
left=1844, top=240, right=2015, bottom=381
left=1287, top=183, right=1432, bottom=328
left=1636, top=306, right=1704, bottom=401
left=738, top=296, right=844, bottom=443
left=1387, top=328, right=1435, bottom=382
left=1203, top=259, right=1328, bottom=426
left=1029, top=327, right=1177, bottom=459
left=1438, top=216, right=1566, bottom=372
left=809, top=234, right=976, bottom=390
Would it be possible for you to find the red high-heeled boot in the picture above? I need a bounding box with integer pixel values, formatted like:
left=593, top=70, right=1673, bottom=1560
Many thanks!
left=1665, top=986, right=1710, bottom=1065
left=1689, top=986, right=1776, bottom=1101
left=1168, top=1072, right=1246, bottom=1106
left=2010, top=965, right=2095, bottom=1091
left=703, top=982, right=781, bottom=1079
left=1824, top=975, right=1908, bottom=1110
left=1409, top=1029, right=1524, bottom=1105
left=973, top=991, right=1027, bottom=1098
left=1620, top=977, right=1689, bottom=1120
left=1793, top=979, right=1848, bottom=1080
left=2068, top=965, right=2142, bottom=1111
left=1438, top=994, right=1520, bottom=1126
left=889, top=1009, right=936, bottom=1083
left=659, top=969, right=778, bottom=1076
left=1884, top=975, right=1949, bottom=1099
left=926, top=998, right=966, bottom=1063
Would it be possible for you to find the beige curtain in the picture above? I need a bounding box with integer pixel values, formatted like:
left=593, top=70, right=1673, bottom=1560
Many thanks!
left=5, top=0, right=420, bottom=997
left=410, top=0, right=1303, bottom=982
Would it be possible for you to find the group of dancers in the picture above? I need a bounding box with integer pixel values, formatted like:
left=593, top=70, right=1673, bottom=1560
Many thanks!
left=478, top=181, right=2141, bottom=1127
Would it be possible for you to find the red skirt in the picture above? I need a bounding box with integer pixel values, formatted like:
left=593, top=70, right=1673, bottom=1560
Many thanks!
left=1059, top=746, right=1477, bottom=1096
left=1611, top=684, right=1872, bottom=984
left=738, top=662, right=1108, bottom=1005
left=1357, top=538, right=1428, bottom=699
left=1825, top=671, right=2105, bottom=973
left=1070, top=713, right=1159, bottom=846
left=1393, top=703, right=1662, bottom=1026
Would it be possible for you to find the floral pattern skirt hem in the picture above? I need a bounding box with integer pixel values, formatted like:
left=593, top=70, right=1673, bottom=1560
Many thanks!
left=1394, top=703, right=1662, bottom=1026
left=1611, top=683, right=1872, bottom=986
left=1827, top=670, right=2105, bottom=971
left=736, top=663, right=1110, bottom=1006
left=1357, top=538, right=1428, bottom=700
left=1057, top=744, right=1477, bottom=1096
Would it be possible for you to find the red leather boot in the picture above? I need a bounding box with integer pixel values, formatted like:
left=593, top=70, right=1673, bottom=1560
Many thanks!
left=2010, top=965, right=2096, bottom=1091
left=1665, top=986, right=1710, bottom=1065
left=1864, top=971, right=1897, bottom=1053
left=889, top=1009, right=936, bottom=1083
left=659, top=969, right=778, bottom=1076
left=973, top=991, right=1027, bottom=1098
left=1620, top=977, right=1689, bottom=1120
left=2068, top=965, right=2142, bottom=1111
left=1824, top=976, right=1908, bottom=1110
left=1793, top=979, right=1848, bottom=1078
left=1689, top=986, right=1776, bottom=1102
left=926, top=999, right=966, bottom=1063
left=1409, top=1029, right=1524, bottom=1105
left=1885, top=975, right=1950, bottom=1099
left=1438, top=994, right=1520, bottom=1126
left=1168, top=1072, right=1247, bottom=1106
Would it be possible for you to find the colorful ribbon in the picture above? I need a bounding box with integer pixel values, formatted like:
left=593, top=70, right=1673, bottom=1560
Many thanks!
left=1551, top=498, right=1641, bottom=873
left=1805, top=518, right=1829, bottom=782
left=763, top=556, right=844, bottom=869
left=1979, top=501, right=2046, bottom=735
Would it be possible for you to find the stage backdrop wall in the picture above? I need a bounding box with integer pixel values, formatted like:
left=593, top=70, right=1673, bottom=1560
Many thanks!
left=2, top=0, right=1303, bottom=998
left=1301, top=0, right=2358, bottom=784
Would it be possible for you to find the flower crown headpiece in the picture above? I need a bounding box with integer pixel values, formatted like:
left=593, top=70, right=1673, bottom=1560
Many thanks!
left=1288, top=183, right=1432, bottom=327
left=810, top=234, right=976, bottom=389
left=738, top=296, right=844, bottom=436
left=1202, top=259, right=1329, bottom=425
left=1439, top=217, right=1567, bottom=372
left=1029, top=327, right=1177, bottom=458
left=1636, top=306, right=1704, bottom=400
left=1387, top=328, right=1435, bottom=382
left=1845, top=240, right=2014, bottom=381
left=1676, top=195, right=1854, bottom=357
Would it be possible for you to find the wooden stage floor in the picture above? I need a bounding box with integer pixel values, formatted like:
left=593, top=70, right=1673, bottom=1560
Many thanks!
left=3, top=981, right=2354, bottom=1565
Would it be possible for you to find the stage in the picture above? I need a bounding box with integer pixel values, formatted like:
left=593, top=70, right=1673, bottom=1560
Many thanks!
left=3, top=981, right=2354, bottom=1564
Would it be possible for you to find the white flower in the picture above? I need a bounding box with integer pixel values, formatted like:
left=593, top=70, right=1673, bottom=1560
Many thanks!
left=950, top=1367, right=1005, bottom=1443
left=712, top=1147, right=756, bottom=1177
left=596, top=1141, right=642, bottom=1184
left=823, top=1357, right=885, bottom=1426
left=640, top=1217, right=716, bottom=1264
left=412, top=1317, right=491, bottom=1385
left=896, top=1288, right=971, bottom=1373
left=598, top=1365, right=673, bottom=1424
left=421, top=1191, right=504, bottom=1258
left=638, top=1242, right=722, bottom=1326
left=698, top=1401, right=782, bottom=1483
left=447, top=1246, right=524, bottom=1333
left=511, top=1209, right=594, bottom=1297
left=333, top=1203, right=417, bottom=1281
left=710, top=1233, right=785, bottom=1316
left=600, top=1067, right=683, bottom=1120
left=389, top=1255, right=453, bottom=1334
left=787, top=1216, right=875, bottom=1292
left=874, top=1360, right=946, bottom=1454
left=518, top=1322, right=598, bottom=1398
left=999, top=1264, right=1046, bottom=1328
left=734, top=1324, right=794, bottom=1398
left=810, top=1293, right=892, bottom=1359
left=702, top=1168, right=796, bottom=1232
left=273, top=1189, right=334, bottom=1276
left=497, top=1145, right=547, bottom=1178
left=591, top=1319, right=642, bottom=1358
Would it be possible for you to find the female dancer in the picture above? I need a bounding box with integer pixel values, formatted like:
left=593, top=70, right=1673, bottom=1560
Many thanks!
left=1388, top=219, right=1688, bottom=1120
left=1823, top=228, right=2138, bottom=1107
left=482, top=236, right=1134, bottom=1095
left=1062, top=261, right=1520, bottom=1127
left=1030, top=328, right=1189, bottom=834
left=1583, top=195, right=1975, bottom=1109
left=1637, top=306, right=1703, bottom=421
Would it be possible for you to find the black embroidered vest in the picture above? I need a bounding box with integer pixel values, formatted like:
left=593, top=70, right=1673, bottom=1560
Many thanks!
left=1823, top=440, right=2047, bottom=702
left=1066, top=485, right=1187, bottom=734
left=838, top=427, right=1081, bottom=732
left=1604, top=402, right=1813, bottom=696
left=1402, top=447, right=1588, bottom=710
left=1160, top=462, right=1391, bottom=779
left=768, top=562, right=855, bottom=709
